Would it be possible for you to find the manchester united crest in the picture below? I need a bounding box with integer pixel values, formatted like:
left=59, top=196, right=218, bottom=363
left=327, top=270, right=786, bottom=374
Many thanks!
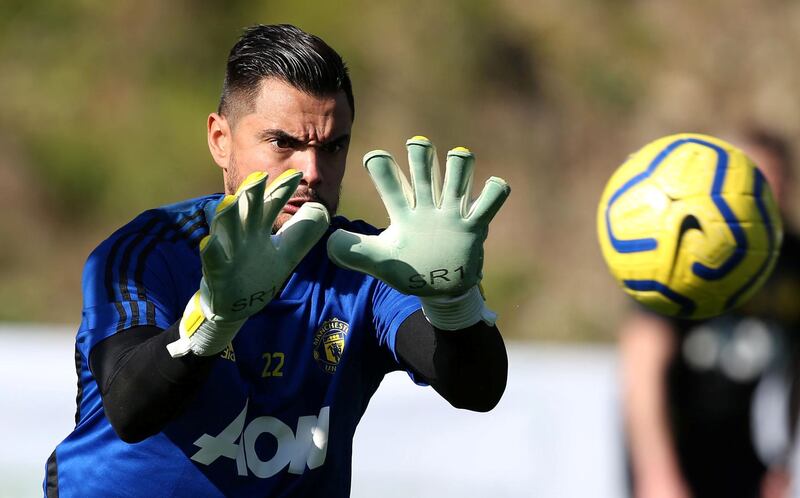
left=313, top=318, right=349, bottom=374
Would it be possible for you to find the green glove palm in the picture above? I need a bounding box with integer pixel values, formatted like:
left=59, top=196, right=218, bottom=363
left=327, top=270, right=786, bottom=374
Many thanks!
left=168, top=169, right=330, bottom=357
left=327, top=136, right=510, bottom=330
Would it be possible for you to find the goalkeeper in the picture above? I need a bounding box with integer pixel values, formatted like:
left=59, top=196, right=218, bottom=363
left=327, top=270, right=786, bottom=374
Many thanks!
left=44, top=24, right=510, bottom=498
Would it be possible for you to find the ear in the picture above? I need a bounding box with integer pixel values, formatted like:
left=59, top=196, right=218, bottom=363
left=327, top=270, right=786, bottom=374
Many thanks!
left=208, top=113, right=231, bottom=170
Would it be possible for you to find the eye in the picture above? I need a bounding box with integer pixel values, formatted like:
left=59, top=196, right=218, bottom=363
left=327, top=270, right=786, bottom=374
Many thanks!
left=322, top=138, right=348, bottom=154
left=271, top=137, right=293, bottom=150
left=322, top=143, right=342, bottom=154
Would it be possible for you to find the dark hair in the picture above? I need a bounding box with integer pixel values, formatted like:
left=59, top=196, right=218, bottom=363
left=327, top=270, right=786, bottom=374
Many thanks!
left=742, top=126, right=793, bottom=180
left=219, top=24, right=354, bottom=122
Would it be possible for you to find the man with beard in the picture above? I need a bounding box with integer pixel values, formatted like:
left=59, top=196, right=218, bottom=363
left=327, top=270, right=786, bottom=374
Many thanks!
left=44, top=24, right=510, bottom=497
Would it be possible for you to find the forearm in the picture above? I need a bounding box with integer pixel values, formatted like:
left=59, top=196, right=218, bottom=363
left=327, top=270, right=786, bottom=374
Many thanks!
left=619, top=315, right=687, bottom=494
left=395, top=310, right=507, bottom=412
left=89, top=323, right=216, bottom=443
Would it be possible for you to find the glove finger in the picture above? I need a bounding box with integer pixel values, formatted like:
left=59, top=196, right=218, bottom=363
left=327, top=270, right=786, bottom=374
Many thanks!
left=210, top=193, right=241, bottom=251
left=363, top=150, right=413, bottom=221
left=466, top=177, right=511, bottom=226
left=274, top=201, right=330, bottom=266
left=327, top=229, right=388, bottom=276
left=441, top=147, right=475, bottom=213
left=262, top=169, right=303, bottom=227
left=406, top=136, right=441, bottom=209
left=237, top=172, right=267, bottom=235
left=199, top=234, right=230, bottom=270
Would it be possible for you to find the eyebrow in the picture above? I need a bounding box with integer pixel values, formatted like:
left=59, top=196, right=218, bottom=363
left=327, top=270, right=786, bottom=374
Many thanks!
left=257, top=128, right=351, bottom=146
left=257, top=129, right=300, bottom=144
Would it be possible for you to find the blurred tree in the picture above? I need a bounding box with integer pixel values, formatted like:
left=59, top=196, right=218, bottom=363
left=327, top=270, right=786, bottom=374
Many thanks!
left=1, top=0, right=799, bottom=341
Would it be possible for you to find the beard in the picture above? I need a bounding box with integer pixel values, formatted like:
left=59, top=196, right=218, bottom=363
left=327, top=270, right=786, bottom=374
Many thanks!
left=226, top=150, right=340, bottom=232
left=271, top=185, right=339, bottom=233
left=224, top=150, right=242, bottom=196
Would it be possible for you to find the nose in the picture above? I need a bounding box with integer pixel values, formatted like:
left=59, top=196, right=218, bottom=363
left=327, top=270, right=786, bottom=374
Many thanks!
left=296, top=148, right=322, bottom=187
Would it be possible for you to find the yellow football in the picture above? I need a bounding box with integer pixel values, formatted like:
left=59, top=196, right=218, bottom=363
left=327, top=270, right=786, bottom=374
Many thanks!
left=597, top=133, right=783, bottom=319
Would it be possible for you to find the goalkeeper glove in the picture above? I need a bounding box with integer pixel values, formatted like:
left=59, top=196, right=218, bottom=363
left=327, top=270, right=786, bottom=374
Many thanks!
left=167, top=169, right=330, bottom=357
left=327, top=136, right=510, bottom=330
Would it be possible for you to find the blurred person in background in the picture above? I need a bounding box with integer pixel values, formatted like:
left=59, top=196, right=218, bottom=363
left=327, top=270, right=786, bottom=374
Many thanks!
left=619, top=127, right=800, bottom=498
left=43, top=23, right=510, bottom=497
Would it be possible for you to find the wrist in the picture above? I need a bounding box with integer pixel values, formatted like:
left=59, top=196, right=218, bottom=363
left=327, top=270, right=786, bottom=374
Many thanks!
left=419, top=286, right=497, bottom=330
left=166, top=292, right=246, bottom=357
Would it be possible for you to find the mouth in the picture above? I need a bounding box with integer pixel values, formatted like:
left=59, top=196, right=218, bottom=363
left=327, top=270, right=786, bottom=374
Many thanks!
left=282, top=197, right=312, bottom=215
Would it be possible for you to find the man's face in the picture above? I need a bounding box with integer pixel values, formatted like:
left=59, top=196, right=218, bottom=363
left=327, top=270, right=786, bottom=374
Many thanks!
left=208, top=78, right=352, bottom=230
